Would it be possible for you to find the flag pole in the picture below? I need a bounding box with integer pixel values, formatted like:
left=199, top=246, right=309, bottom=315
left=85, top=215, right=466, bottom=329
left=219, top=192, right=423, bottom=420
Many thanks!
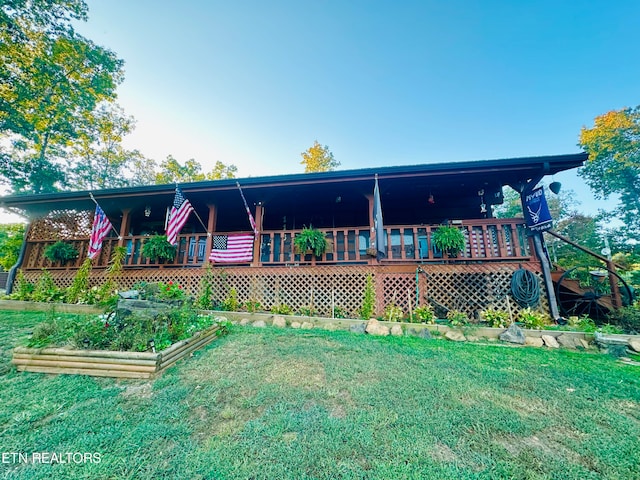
left=89, top=192, right=122, bottom=240
left=236, top=181, right=259, bottom=236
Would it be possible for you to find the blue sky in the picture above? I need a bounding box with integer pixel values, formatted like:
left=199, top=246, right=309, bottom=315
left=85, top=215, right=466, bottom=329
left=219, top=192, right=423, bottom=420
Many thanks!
left=3, top=0, right=639, bottom=222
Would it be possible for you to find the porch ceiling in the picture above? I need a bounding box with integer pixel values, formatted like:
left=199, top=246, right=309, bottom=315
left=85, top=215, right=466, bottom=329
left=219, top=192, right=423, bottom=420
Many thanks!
left=0, top=152, right=586, bottom=222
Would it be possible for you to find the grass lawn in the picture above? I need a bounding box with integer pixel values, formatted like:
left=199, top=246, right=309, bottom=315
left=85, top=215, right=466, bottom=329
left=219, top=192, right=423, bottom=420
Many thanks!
left=1, top=310, right=639, bottom=479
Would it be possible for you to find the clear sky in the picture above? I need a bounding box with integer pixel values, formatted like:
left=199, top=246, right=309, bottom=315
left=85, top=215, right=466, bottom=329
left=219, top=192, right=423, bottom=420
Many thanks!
left=3, top=0, right=639, bottom=222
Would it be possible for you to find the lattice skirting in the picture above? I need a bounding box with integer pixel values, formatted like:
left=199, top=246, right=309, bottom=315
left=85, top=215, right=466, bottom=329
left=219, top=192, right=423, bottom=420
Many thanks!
left=19, top=263, right=548, bottom=319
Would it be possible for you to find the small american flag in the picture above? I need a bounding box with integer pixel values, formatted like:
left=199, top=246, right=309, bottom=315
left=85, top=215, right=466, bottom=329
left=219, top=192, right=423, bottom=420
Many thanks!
left=209, top=234, right=254, bottom=263
left=88, top=204, right=113, bottom=259
left=166, top=187, right=194, bottom=245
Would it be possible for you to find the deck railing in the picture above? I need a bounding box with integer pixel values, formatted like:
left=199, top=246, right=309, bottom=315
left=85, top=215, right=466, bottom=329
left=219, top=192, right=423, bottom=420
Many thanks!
left=21, top=219, right=533, bottom=270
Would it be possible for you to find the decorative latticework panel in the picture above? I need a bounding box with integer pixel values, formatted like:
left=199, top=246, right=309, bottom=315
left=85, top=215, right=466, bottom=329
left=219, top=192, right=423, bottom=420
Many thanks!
left=28, top=210, right=95, bottom=241
left=19, top=262, right=549, bottom=320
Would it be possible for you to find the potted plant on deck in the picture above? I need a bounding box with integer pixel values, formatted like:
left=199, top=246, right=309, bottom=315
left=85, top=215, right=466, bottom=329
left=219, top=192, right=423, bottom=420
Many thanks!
left=141, top=235, right=177, bottom=263
left=432, top=225, right=466, bottom=258
left=44, top=241, right=79, bottom=265
left=294, top=227, right=328, bottom=257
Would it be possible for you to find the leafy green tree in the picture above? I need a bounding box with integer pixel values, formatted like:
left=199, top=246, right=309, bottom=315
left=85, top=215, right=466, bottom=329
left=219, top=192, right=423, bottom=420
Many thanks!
left=0, top=223, right=26, bottom=271
left=579, top=106, right=640, bottom=239
left=0, top=0, right=124, bottom=193
left=69, top=103, right=139, bottom=189
left=155, top=155, right=236, bottom=184
left=300, top=140, right=339, bottom=173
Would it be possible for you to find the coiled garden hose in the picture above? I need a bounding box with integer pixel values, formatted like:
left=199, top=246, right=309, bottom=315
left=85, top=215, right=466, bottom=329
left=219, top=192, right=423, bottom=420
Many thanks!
left=511, top=268, right=540, bottom=308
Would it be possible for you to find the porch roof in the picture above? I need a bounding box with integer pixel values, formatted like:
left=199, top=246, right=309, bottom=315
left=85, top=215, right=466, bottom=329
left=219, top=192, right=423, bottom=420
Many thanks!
left=0, top=152, right=586, bottom=222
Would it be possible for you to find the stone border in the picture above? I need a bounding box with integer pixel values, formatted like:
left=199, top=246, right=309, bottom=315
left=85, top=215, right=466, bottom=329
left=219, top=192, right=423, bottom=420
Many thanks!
left=12, top=325, right=223, bottom=379
left=207, top=310, right=640, bottom=353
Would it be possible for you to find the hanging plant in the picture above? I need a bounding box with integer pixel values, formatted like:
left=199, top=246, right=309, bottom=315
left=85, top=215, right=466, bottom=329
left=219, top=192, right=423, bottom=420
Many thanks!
left=141, top=235, right=176, bottom=262
left=432, top=226, right=466, bottom=257
left=44, top=241, right=79, bottom=264
left=294, top=227, right=328, bottom=257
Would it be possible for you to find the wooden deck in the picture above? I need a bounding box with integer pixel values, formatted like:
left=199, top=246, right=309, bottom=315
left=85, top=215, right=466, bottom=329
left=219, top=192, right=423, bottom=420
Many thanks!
left=22, top=218, right=534, bottom=271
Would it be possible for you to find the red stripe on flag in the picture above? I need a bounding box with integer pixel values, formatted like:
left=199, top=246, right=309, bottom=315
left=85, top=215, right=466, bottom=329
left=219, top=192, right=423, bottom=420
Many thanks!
left=88, top=205, right=113, bottom=259
left=209, top=234, right=254, bottom=263
left=166, top=199, right=194, bottom=245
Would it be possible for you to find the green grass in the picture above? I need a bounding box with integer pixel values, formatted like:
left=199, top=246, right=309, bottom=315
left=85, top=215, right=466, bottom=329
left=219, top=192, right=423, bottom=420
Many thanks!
left=1, top=309, right=639, bottom=479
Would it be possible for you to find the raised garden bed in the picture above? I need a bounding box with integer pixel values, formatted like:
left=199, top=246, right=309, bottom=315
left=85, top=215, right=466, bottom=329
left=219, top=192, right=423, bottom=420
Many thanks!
left=12, top=324, right=223, bottom=379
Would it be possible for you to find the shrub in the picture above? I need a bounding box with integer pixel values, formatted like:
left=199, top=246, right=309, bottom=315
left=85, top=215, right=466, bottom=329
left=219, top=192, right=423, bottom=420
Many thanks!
left=518, top=307, right=549, bottom=329
left=384, top=303, right=404, bottom=322
left=32, top=269, right=64, bottom=303
left=195, top=263, right=215, bottom=310
left=359, top=274, right=375, bottom=319
left=65, top=257, right=92, bottom=304
left=221, top=287, right=239, bottom=311
left=44, top=241, right=78, bottom=264
left=447, top=309, right=468, bottom=326
left=413, top=304, right=435, bottom=324
left=243, top=300, right=262, bottom=313
left=157, top=281, right=187, bottom=301
left=332, top=306, right=347, bottom=319
left=11, top=270, right=34, bottom=301
left=607, top=303, right=640, bottom=334
left=481, top=308, right=511, bottom=328
left=271, top=304, right=293, bottom=315
left=297, top=305, right=317, bottom=317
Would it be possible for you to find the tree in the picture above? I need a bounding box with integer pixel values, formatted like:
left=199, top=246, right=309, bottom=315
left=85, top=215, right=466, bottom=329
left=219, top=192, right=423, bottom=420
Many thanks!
left=578, top=107, right=640, bottom=239
left=300, top=141, right=339, bottom=173
left=154, top=156, right=237, bottom=184
left=0, top=223, right=26, bottom=271
left=69, top=103, right=138, bottom=189
left=0, top=0, right=124, bottom=193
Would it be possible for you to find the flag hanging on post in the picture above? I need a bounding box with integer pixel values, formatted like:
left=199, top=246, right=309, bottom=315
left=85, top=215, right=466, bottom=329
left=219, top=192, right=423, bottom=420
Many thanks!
left=209, top=234, right=254, bottom=263
left=373, top=174, right=386, bottom=259
left=88, top=204, right=113, bottom=259
left=166, top=187, right=194, bottom=245
left=237, top=182, right=259, bottom=237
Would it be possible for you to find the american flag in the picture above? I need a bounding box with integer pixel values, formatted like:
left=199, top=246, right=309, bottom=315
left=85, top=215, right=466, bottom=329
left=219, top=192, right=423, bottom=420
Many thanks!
left=166, top=187, right=194, bottom=245
left=88, top=204, right=113, bottom=259
left=209, top=234, right=254, bottom=263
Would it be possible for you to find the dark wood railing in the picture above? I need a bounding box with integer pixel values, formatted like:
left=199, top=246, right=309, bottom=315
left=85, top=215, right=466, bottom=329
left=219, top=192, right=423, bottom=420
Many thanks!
left=21, top=219, right=533, bottom=270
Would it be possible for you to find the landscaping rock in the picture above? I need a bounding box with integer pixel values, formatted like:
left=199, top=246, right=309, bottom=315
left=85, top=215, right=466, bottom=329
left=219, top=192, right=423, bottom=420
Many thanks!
left=324, top=323, right=339, bottom=331
left=466, top=335, right=480, bottom=342
left=556, top=334, right=580, bottom=349
left=118, top=290, right=139, bottom=299
left=541, top=335, right=559, bottom=348
left=239, top=318, right=251, bottom=326
left=365, top=319, right=390, bottom=336
left=499, top=324, right=525, bottom=345
left=301, top=322, right=314, bottom=330
left=579, top=339, right=590, bottom=350
left=628, top=339, right=640, bottom=353
left=349, top=323, right=366, bottom=334
left=390, top=325, right=403, bottom=336
left=525, top=337, right=544, bottom=347
left=444, top=330, right=466, bottom=342
left=252, top=320, right=267, bottom=328
left=272, top=316, right=287, bottom=328
left=290, top=321, right=301, bottom=329
left=409, top=328, right=433, bottom=339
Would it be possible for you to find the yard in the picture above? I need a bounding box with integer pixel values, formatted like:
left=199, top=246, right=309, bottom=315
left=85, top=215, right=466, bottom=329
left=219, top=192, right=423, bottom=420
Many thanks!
left=1, top=309, right=639, bottom=479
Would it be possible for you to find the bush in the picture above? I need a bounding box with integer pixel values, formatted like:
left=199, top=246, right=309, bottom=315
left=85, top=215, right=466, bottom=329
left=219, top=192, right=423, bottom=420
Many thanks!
left=607, top=303, right=640, bottom=334
left=384, top=303, right=404, bottom=322
left=359, top=275, right=375, bottom=319
left=271, top=304, right=293, bottom=315
left=32, top=269, right=64, bottom=303
left=447, top=309, right=469, bottom=326
left=413, top=304, right=435, bottom=324
left=518, top=307, right=549, bottom=329
left=481, top=308, right=511, bottom=328
left=221, top=287, right=239, bottom=311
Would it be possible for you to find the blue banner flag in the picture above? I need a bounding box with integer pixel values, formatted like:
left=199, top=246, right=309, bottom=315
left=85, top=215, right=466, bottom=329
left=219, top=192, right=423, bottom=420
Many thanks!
left=524, top=186, right=552, bottom=233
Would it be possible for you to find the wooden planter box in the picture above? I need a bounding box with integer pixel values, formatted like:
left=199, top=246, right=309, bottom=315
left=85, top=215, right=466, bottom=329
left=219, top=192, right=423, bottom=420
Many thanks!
left=12, top=325, right=222, bottom=379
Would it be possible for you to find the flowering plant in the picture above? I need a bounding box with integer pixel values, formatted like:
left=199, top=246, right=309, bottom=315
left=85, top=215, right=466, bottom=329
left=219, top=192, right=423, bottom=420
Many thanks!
left=157, top=281, right=186, bottom=301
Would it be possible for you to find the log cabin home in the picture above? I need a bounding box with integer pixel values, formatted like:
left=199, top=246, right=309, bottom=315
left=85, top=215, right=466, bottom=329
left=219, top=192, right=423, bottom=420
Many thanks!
left=0, top=153, right=587, bottom=319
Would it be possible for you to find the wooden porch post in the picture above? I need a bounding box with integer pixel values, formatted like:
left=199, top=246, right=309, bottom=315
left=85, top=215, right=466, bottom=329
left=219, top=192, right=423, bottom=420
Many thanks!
left=251, top=203, right=264, bottom=266
left=204, top=204, right=217, bottom=266
left=118, top=208, right=131, bottom=247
